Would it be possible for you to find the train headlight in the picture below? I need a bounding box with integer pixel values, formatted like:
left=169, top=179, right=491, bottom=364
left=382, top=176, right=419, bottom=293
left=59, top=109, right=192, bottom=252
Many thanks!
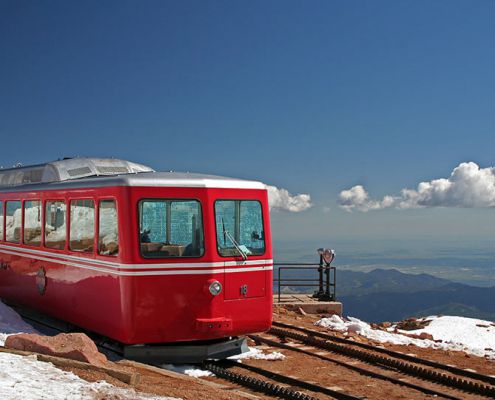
left=209, top=280, right=222, bottom=296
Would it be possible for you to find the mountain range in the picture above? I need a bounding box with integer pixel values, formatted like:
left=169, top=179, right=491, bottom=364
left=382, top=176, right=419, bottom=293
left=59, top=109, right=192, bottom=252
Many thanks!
left=278, top=268, right=495, bottom=322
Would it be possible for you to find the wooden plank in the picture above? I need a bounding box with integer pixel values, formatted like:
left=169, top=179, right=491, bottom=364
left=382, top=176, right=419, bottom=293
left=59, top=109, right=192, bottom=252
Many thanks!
left=119, top=360, right=261, bottom=399
left=0, top=346, right=140, bottom=385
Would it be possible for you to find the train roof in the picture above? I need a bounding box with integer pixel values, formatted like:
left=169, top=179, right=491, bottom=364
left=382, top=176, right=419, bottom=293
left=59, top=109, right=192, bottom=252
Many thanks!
left=0, top=158, right=266, bottom=191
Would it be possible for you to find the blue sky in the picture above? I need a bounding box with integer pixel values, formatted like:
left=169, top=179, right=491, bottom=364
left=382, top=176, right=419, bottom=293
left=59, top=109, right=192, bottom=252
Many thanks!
left=2, top=1, right=495, bottom=248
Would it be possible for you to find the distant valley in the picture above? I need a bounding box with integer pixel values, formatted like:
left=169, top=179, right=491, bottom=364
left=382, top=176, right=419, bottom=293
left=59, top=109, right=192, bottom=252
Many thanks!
left=277, top=267, right=495, bottom=323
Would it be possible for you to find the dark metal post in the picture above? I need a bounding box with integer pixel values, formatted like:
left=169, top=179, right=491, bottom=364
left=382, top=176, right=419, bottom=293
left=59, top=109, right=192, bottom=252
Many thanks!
left=325, top=264, right=331, bottom=298
left=333, top=267, right=337, bottom=300
left=318, top=249, right=335, bottom=301
left=313, top=254, right=324, bottom=298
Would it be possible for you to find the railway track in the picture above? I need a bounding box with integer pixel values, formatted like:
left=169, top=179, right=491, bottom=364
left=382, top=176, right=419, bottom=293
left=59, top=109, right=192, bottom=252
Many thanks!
left=15, top=307, right=365, bottom=400
left=14, top=307, right=495, bottom=399
left=204, top=360, right=365, bottom=400
left=247, top=321, right=495, bottom=399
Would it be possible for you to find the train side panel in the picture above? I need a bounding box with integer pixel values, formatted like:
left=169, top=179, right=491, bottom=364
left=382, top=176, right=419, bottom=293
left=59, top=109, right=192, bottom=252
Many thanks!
left=0, top=187, right=130, bottom=341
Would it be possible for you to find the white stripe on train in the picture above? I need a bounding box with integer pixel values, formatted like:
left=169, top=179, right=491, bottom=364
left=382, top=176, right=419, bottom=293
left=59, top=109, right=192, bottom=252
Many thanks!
left=0, top=244, right=272, bottom=270
left=0, top=247, right=273, bottom=276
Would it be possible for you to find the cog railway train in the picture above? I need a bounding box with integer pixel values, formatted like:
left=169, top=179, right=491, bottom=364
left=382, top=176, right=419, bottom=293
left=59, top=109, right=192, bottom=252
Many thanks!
left=0, top=158, right=273, bottom=362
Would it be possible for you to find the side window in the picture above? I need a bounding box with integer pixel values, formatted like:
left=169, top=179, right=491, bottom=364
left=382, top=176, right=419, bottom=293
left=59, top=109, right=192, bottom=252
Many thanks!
left=45, top=201, right=66, bottom=249
left=70, top=199, right=95, bottom=252
left=139, top=199, right=204, bottom=258
left=98, top=200, right=119, bottom=256
left=0, top=201, right=3, bottom=240
left=24, top=200, right=42, bottom=246
left=6, top=201, right=22, bottom=243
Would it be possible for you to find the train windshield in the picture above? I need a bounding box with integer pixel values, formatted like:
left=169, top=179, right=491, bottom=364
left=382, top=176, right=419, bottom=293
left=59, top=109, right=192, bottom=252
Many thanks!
left=215, top=200, right=265, bottom=257
left=139, top=199, right=204, bottom=258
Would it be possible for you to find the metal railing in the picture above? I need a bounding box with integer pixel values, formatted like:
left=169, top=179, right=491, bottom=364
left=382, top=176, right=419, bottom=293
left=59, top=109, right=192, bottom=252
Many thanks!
left=273, top=260, right=336, bottom=303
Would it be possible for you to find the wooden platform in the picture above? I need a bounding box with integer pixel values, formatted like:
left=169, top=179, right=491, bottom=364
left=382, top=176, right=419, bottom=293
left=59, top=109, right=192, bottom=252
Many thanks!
left=274, top=294, right=343, bottom=316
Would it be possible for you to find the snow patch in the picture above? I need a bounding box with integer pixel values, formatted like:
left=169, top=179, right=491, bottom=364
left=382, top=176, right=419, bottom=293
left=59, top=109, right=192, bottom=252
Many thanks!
left=397, top=316, right=495, bottom=360
left=162, top=364, right=214, bottom=378
left=316, top=315, right=495, bottom=360
left=162, top=346, right=285, bottom=378
left=0, top=352, right=179, bottom=400
left=0, top=300, right=39, bottom=346
left=0, top=301, right=178, bottom=399
left=229, top=346, right=285, bottom=361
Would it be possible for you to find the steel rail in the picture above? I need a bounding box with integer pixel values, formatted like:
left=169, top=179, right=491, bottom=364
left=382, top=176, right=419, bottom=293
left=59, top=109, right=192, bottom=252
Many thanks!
left=273, top=320, right=495, bottom=387
left=21, top=311, right=336, bottom=400
left=265, top=326, right=495, bottom=398
left=203, top=361, right=321, bottom=400
left=250, top=334, right=461, bottom=400
left=220, top=360, right=365, bottom=400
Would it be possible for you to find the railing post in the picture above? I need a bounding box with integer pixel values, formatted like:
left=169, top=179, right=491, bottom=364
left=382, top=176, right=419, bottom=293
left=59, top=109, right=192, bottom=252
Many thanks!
left=313, top=254, right=324, bottom=299
left=325, top=264, right=331, bottom=298
left=333, top=267, right=336, bottom=300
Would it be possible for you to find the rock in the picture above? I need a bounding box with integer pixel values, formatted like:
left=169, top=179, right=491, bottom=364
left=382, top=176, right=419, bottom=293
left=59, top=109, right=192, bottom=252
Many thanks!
left=400, top=331, right=434, bottom=341
left=5, top=333, right=108, bottom=367
left=381, top=322, right=392, bottom=329
left=395, top=318, right=431, bottom=331
left=418, top=332, right=434, bottom=341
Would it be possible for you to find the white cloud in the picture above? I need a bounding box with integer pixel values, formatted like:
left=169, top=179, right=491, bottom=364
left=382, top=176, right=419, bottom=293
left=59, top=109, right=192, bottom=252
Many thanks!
left=338, top=162, right=495, bottom=212
left=398, top=162, right=495, bottom=209
left=267, top=185, right=312, bottom=212
left=338, top=185, right=395, bottom=212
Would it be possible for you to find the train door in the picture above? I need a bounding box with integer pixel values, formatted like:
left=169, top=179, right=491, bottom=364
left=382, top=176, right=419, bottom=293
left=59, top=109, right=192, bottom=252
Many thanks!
left=214, top=199, right=266, bottom=300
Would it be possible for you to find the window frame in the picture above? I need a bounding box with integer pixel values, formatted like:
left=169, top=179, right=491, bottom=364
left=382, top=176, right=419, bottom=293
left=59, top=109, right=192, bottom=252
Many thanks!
left=69, top=198, right=96, bottom=253
left=5, top=200, right=22, bottom=244
left=23, top=199, right=42, bottom=247
left=214, top=199, right=266, bottom=258
left=0, top=200, right=4, bottom=241
left=137, top=198, right=205, bottom=259
left=97, top=198, right=119, bottom=257
left=44, top=199, right=68, bottom=251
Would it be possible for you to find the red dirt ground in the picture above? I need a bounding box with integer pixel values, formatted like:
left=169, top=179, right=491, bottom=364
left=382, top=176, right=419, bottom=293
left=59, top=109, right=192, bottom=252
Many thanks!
left=40, top=307, right=495, bottom=399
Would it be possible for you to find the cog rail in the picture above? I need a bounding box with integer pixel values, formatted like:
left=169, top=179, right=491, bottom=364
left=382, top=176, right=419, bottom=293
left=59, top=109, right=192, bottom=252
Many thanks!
left=250, top=333, right=461, bottom=400
left=204, top=360, right=365, bottom=400
left=273, top=321, right=495, bottom=386
left=260, top=322, right=495, bottom=398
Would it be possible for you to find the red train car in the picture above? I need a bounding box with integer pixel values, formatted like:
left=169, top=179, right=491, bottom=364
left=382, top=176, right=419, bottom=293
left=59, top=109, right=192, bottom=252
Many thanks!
left=0, top=158, right=273, bottom=362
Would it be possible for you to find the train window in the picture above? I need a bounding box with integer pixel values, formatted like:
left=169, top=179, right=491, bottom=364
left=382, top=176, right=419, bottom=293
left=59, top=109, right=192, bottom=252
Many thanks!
left=139, top=199, right=204, bottom=258
left=98, top=200, right=119, bottom=256
left=215, top=200, right=265, bottom=257
left=24, top=200, right=42, bottom=246
left=45, top=201, right=67, bottom=249
left=0, top=201, right=3, bottom=240
left=5, top=201, right=22, bottom=243
left=70, top=199, right=95, bottom=253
